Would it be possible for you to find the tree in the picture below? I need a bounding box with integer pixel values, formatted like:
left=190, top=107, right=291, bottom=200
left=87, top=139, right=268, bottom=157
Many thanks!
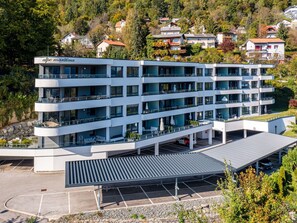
left=277, top=23, right=289, bottom=41
left=0, top=0, right=57, bottom=73
left=219, top=39, right=235, bottom=53
left=89, top=25, right=106, bottom=46
left=190, top=43, right=202, bottom=55
left=102, top=46, right=128, bottom=59
left=217, top=166, right=292, bottom=223
left=74, top=16, right=90, bottom=35
left=123, top=6, right=148, bottom=59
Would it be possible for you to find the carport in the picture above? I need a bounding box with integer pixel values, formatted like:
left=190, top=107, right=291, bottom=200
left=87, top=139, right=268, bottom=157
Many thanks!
left=202, top=132, right=297, bottom=174
left=65, top=153, right=226, bottom=209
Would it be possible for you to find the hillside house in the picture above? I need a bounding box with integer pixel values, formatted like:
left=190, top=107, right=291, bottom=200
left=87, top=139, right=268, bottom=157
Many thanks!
left=60, top=33, right=94, bottom=49
left=217, top=32, right=237, bottom=44
left=96, top=40, right=125, bottom=58
left=184, top=34, right=216, bottom=48
left=115, top=20, right=126, bottom=33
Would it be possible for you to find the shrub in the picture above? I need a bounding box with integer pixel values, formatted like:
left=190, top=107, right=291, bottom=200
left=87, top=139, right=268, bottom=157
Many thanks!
left=289, top=99, right=297, bottom=109
left=130, top=213, right=138, bottom=219
left=0, top=138, right=7, bottom=146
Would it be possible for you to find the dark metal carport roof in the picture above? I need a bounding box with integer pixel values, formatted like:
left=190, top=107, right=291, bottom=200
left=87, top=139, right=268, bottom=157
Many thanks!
left=202, top=132, right=297, bottom=171
left=66, top=153, right=226, bottom=188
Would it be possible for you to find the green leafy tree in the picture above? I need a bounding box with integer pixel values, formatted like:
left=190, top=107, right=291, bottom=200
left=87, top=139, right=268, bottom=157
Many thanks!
left=0, top=0, right=56, bottom=73
left=74, top=16, right=90, bottom=35
left=102, top=46, right=128, bottom=59
left=123, top=6, right=149, bottom=59
left=277, top=23, right=289, bottom=41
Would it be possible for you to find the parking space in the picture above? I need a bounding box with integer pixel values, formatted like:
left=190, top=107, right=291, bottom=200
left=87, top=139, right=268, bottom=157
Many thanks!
left=0, top=159, right=33, bottom=172
left=5, top=176, right=223, bottom=218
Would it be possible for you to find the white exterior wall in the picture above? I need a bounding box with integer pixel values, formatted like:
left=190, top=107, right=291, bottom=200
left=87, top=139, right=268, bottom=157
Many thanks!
left=246, top=41, right=285, bottom=60
left=97, top=42, right=110, bottom=58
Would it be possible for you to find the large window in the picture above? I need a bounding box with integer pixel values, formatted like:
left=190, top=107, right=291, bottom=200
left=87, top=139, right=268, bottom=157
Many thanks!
left=252, top=106, right=258, bottom=114
left=242, top=107, right=250, bottom=115
left=196, top=68, right=203, bottom=76
left=242, top=68, right=249, bottom=76
left=197, top=83, right=203, bottom=91
left=127, top=104, right=139, bottom=116
left=205, top=110, right=213, bottom=119
left=197, top=97, right=203, bottom=105
left=205, top=68, right=213, bottom=76
left=205, top=82, right=213, bottom=90
left=110, top=106, right=123, bottom=118
left=111, top=66, right=123, bottom=78
left=251, top=69, right=257, bottom=76
left=205, top=96, right=213, bottom=105
left=127, top=85, right=139, bottom=97
left=111, top=86, right=123, bottom=98
left=251, top=81, right=258, bottom=88
left=127, top=67, right=139, bottom=77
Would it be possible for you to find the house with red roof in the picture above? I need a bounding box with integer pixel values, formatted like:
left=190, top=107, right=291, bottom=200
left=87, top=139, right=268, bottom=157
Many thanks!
left=96, top=40, right=126, bottom=58
left=243, top=38, right=285, bottom=60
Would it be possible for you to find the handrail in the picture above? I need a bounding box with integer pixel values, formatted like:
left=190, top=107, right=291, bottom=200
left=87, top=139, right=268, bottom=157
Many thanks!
left=38, top=73, right=107, bottom=79
left=142, top=104, right=197, bottom=114
left=216, top=100, right=241, bottom=104
left=38, top=95, right=109, bottom=103
left=142, top=89, right=196, bottom=96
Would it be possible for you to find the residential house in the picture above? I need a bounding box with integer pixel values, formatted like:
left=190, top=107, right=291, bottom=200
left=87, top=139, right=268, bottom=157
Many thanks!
left=236, top=26, right=247, bottom=35
left=159, top=17, right=170, bottom=24
left=243, top=38, right=285, bottom=60
left=96, top=40, right=125, bottom=58
left=60, top=33, right=94, bottom=49
left=115, top=20, right=126, bottom=33
left=216, top=32, right=237, bottom=44
left=265, top=26, right=277, bottom=38
left=284, top=5, right=297, bottom=20
left=184, top=34, right=216, bottom=48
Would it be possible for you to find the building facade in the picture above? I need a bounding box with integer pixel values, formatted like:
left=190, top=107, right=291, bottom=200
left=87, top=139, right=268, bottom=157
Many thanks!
left=244, top=38, right=285, bottom=60
left=184, top=34, right=216, bottom=48
left=96, top=40, right=126, bottom=58
left=35, top=57, right=274, bottom=153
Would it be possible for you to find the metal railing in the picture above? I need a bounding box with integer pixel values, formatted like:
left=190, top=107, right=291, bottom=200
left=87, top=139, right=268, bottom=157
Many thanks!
left=260, top=85, right=273, bottom=88
left=142, top=89, right=196, bottom=96
left=38, top=95, right=109, bottom=103
left=261, top=97, right=274, bottom=101
left=142, top=73, right=196, bottom=77
left=35, top=116, right=109, bottom=128
left=216, top=100, right=241, bottom=104
left=142, top=104, right=196, bottom=114
left=215, top=87, right=241, bottom=90
left=216, top=73, right=240, bottom=77
left=38, top=73, right=107, bottom=79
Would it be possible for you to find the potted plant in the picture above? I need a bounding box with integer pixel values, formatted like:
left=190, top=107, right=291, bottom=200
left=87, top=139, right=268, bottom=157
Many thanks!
left=126, top=131, right=140, bottom=142
left=188, top=120, right=199, bottom=127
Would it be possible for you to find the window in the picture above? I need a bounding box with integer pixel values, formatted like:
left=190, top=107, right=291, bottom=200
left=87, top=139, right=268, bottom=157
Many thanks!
left=242, top=81, right=250, bottom=89
left=251, top=93, right=258, bottom=101
left=274, top=45, right=278, bottom=49
left=205, top=82, right=213, bottom=90
left=111, top=66, right=123, bottom=77
left=126, top=104, right=138, bottom=116
left=127, top=67, right=139, bottom=77
left=197, top=111, right=203, bottom=120
left=127, top=123, right=138, bottom=132
left=197, top=97, right=203, bottom=105
left=205, top=68, right=213, bottom=76
left=127, top=85, right=139, bottom=96
left=267, top=45, right=271, bottom=49
left=110, top=106, right=123, bottom=118
left=197, top=83, right=203, bottom=91
left=196, top=68, right=203, bottom=76
left=251, top=69, right=257, bottom=76
left=242, top=94, right=250, bottom=102
left=205, top=110, right=213, bottom=119
left=86, top=108, right=96, bottom=116
left=252, top=106, right=258, bottom=114
left=242, top=69, right=249, bottom=76
left=205, top=96, right=213, bottom=105
left=242, top=107, right=250, bottom=115
left=111, top=86, right=123, bottom=98
left=251, top=81, right=258, bottom=88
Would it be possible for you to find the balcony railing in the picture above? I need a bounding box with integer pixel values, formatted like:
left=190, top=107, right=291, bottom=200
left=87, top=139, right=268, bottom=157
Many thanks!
left=38, top=95, right=109, bottom=103
left=38, top=74, right=107, bottom=79
left=260, top=85, right=273, bottom=88
left=142, top=73, right=196, bottom=77
left=216, top=73, right=240, bottom=77
left=216, top=100, right=241, bottom=104
left=215, top=87, right=241, bottom=90
left=261, top=97, right=274, bottom=101
left=142, top=89, right=196, bottom=96
left=35, top=116, right=108, bottom=128
left=142, top=104, right=196, bottom=114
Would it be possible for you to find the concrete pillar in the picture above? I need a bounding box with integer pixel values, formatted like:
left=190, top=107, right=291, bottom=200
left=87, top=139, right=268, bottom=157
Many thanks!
left=97, top=185, right=103, bottom=210
left=105, top=127, right=110, bottom=142
left=137, top=148, right=141, bottom=155
left=222, top=130, right=227, bottom=144
left=256, top=161, right=259, bottom=175
left=154, top=142, right=159, bottom=156
left=243, top=129, right=247, bottom=138
left=175, top=178, right=179, bottom=201
left=189, top=134, right=194, bottom=150
left=208, top=130, right=213, bottom=145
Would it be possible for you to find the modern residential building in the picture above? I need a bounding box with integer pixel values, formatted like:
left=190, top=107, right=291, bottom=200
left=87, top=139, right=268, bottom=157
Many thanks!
left=243, top=38, right=285, bottom=60
left=31, top=57, right=275, bottom=170
left=284, top=5, right=297, bottom=20
left=96, top=40, right=126, bottom=58
left=184, top=34, right=216, bottom=48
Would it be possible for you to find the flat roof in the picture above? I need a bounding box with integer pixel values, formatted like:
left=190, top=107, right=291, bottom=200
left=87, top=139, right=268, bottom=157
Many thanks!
left=65, top=153, right=225, bottom=187
left=202, top=132, right=297, bottom=170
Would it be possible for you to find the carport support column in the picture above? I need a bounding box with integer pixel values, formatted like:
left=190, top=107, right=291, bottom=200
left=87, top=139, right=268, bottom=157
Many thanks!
left=278, top=151, right=282, bottom=164
left=243, top=129, right=247, bottom=138
left=256, top=161, right=259, bottom=175
left=97, top=185, right=103, bottom=210
left=154, top=142, right=159, bottom=156
left=208, top=130, right=212, bottom=145
left=137, top=148, right=141, bottom=155
left=189, top=134, right=194, bottom=150
left=175, top=178, right=179, bottom=201
left=222, top=130, right=227, bottom=144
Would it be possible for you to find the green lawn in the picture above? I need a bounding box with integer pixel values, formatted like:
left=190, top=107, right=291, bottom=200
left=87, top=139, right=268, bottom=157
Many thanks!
left=282, top=130, right=297, bottom=138
left=243, top=110, right=297, bottom=122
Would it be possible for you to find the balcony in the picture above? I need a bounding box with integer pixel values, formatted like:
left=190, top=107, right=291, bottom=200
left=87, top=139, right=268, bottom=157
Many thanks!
left=259, top=85, right=274, bottom=93
left=142, top=89, right=196, bottom=96
left=142, top=104, right=196, bottom=114
left=216, top=100, right=241, bottom=104
left=35, top=116, right=109, bottom=128
left=38, top=73, right=107, bottom=79
left=142, top=73, right=196, bottom=77
left=38, top=95, right=109, bottom=103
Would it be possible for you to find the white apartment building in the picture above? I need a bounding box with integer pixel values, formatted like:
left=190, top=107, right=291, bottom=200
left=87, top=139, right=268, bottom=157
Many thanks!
left=184, top=34, right=216, bottom=48
left=32, top=57, right=274, bottom=171
left=244, top=38, right=285, bottom=60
